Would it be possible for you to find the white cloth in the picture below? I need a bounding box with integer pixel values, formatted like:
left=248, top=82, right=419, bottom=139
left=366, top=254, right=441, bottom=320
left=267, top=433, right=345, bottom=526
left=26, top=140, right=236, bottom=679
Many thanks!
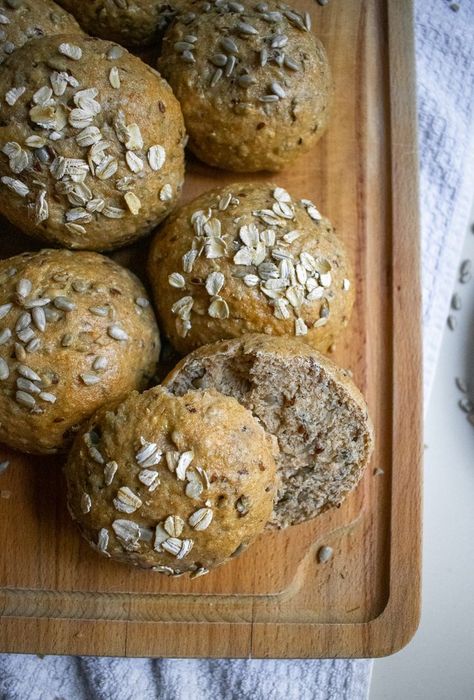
left=1, top=1, right=473, bottom=699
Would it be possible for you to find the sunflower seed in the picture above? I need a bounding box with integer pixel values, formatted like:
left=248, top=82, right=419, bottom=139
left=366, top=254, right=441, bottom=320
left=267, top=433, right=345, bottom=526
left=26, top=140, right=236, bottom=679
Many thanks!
left=25, top=337, right=40, bottom=353
left=0, top=303, right=12, bottom=320
left=81, top=493, right=92, bottom=514
left=210, top=53, right=227, bottom=67
left=220, top=37, right=239, bottom=54
left=238, top=73, right=256, bottom=88
left=107, top=45, right=125, bottom=60
left=1, top=176, right=29, bottom=197
left=17, top=364, right=40, bottom=382
left=176, top=450, right=194, bottom=480
left=0, top=358, right=9, bottom=380
left=80, top=373, right=101, bottom=386
left=97, top=528, right=109, bottom=552
left=0, top=329, right=11, bottom=346
left=107, top=325, right=128, bottom=341
left=39, top=392, right=56, bottom=404
left=189, top=507, right=213, bottom=531
left=53, top=296, right=76, bottom=312
left=135, top=297, right=149, bottom=309
left=259, top=94, right=279, bottom=103
left=164, top=515, right=185, bottom=538
left=112, top=519, right=140, bottom=548
left=5, top=86, right=25, bottom=106
left=237, top=20, right=258, bottom=34
left=16, top=390, right=35, bottom=408
left=15, top=312, right=31, bottom=332
left=113, top=486, right=142, bottom=514
left=58, top=43, right=82, bottom=60
left=108, top=66, right=121, bottom=89
left=17, top=377, right=41, bottom=394
left=93, top=356, right=108, bottom=371
left=317, top=545, right=333, bottom=563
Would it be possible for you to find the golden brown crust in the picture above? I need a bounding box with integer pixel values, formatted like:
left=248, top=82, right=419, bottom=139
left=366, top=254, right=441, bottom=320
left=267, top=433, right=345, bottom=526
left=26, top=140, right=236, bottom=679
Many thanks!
left=0, top=249, right=160, bottom=454
left=0, top=0, right=83, bottom=61
left=0, top=34, right=186, bottom=251
left=158, top=0, right=332, bottom=172
left=65, top=386, right=277, bottom=576
left=163, top=334, right=375, bottom=528
left=55, top=0, right=185, bottom=47
left=148, top=182, right=354, bottom=355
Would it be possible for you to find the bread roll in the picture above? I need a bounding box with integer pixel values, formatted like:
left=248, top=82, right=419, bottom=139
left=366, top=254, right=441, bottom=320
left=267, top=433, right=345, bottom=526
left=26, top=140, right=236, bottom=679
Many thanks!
left=0, top=34, right=186, bottom=250
left=158, top=0, right=332, bottom=172
left=163, top=334, right=374, bottom=528
left=0, top=249, right=159, bottom=454
left=148, top=182, right=354, bottom=355
left=65, top=386, right=278, bottom=576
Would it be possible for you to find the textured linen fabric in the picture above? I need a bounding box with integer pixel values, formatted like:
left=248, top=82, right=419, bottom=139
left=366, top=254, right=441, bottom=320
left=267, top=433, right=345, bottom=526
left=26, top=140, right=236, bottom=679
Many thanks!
left=0, top=1, right=473, bottom=698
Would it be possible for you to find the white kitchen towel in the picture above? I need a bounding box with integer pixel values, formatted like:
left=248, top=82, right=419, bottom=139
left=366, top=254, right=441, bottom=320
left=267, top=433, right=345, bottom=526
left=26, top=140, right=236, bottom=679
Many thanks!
left=1, top=1, right=473, bottom=699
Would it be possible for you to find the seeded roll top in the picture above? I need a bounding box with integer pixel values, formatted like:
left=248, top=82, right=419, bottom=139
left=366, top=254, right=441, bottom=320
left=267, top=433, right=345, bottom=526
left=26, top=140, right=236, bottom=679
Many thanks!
left=163, top=334, right=374, bottom=528
left=0, top=34, right=186, bottom=250
left=0, top=0, right=82, bottom=63
left=148, top=182, right=354, bottom=355
left=55, top=0, right=185, bottom=48
left=0, top=249, right=160, bottom=454
left=65, top=386, right=278, bottom=576
left=158, top=0, right=332, bottom=172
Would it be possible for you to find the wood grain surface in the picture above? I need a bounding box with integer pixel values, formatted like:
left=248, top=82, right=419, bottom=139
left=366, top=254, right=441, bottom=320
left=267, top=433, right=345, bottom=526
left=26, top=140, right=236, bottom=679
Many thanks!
left=0, top=0, right=422, bottom=658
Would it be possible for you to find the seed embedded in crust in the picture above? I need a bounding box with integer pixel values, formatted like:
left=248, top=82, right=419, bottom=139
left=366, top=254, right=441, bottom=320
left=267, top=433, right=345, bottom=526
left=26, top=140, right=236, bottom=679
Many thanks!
left=148, top=145, right=166, bottom=171
left=138, top=469, right=160, bottom=491
left=81, top=492, right=92, bottom=514
left=97, top=528, right=109, bottom=552
left=164, top=515, right=185, bottom=538
left=176, top=450, right=194, bottom=480
left=188, top=507, right=213, bottom=531
left=104, top=461, right=118, bottom=486
left=0, top=358, right=9, bottom=380
left=112, top=519, right=140, bottom=548
left=113, top=486, right=143, bottom=514
left=107, top=325, right=128, bottom=341
left=317, top=545, right=333, bottom=563
left=58, top=43, right=82, bottom=61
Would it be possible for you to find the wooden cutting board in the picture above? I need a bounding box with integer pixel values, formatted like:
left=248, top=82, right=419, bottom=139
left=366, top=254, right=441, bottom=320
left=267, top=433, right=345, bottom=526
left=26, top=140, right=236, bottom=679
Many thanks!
left=0, top=0, right=422, bottom=658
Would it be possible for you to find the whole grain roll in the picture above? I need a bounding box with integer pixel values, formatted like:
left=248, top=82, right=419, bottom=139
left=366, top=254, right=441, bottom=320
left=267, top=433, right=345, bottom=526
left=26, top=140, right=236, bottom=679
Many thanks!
left=0, top=34, right=186, bottom=251
left=55, top=0, right=186, bottom=48
left=0, top=0, right=82, bottom=63
left=158, top=0, right=332, bottom=172
left=65, top=386, right=278, bottom=576
left=163, top=334, right=374, bottom=529
left=148, top=182, right=354, bottom=355
left=0, top=249, right=160, bottom=454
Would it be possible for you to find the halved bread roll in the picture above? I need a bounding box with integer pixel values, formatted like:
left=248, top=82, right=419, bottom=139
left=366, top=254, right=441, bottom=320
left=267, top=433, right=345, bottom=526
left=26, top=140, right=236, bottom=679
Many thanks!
left=163, top=334, right=374, bottom=529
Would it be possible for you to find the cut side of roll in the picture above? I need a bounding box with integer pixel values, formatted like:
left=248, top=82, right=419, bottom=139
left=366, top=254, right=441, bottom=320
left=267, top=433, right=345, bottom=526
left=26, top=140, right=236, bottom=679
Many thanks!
left=163, top=334, right=374, bottom=529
